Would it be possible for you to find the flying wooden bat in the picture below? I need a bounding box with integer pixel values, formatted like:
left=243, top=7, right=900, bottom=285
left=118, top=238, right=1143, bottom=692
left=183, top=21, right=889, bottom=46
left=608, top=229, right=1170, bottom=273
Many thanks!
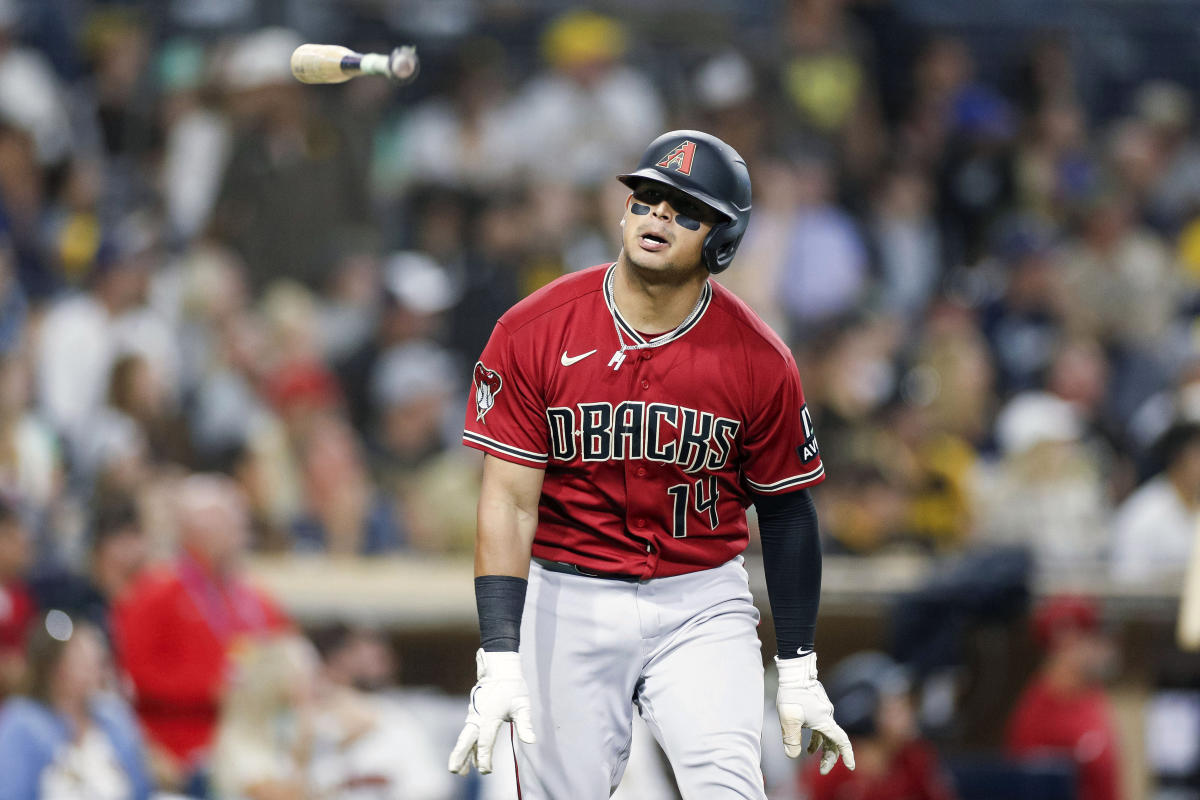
left=290, top=43, right=419, bottom=85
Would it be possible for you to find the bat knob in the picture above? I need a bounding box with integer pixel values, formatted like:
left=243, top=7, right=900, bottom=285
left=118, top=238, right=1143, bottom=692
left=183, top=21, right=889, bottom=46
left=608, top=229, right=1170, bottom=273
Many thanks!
left=388, top=45, right=419, bottom=84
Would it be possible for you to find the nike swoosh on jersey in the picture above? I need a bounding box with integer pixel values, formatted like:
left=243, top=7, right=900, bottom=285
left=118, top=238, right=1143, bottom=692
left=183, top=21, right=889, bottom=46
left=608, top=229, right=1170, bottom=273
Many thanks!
left=560, top=349, right=597, bottom=366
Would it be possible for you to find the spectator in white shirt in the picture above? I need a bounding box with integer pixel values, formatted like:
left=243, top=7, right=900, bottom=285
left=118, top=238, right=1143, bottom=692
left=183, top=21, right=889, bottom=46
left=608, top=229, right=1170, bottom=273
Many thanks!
left=35, top=214, right=173, bottom=465
left=508, top=10, right=665, bottom=187
left=1111, top=422, right=1200, bottom=584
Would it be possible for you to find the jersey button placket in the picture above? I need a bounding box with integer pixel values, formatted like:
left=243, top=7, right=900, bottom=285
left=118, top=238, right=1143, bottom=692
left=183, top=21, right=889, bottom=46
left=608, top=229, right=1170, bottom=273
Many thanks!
left=641, top=379, right=650, bottom=390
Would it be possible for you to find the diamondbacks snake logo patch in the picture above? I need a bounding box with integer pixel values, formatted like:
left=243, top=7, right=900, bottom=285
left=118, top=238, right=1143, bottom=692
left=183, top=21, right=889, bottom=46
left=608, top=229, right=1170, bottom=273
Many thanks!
left=473, top=361, right=503, bottom=422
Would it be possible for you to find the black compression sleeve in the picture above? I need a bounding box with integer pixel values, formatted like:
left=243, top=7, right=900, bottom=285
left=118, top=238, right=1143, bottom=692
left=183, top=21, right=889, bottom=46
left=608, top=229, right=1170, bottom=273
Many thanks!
left=753, top=488, right=822, bottom=659
left=475, top=575, right=527, bottom=652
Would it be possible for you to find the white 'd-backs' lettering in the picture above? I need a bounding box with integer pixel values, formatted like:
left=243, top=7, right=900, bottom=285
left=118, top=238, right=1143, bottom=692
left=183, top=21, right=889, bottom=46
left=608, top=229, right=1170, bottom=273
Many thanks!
left=545, top=401, right=741, bottom=471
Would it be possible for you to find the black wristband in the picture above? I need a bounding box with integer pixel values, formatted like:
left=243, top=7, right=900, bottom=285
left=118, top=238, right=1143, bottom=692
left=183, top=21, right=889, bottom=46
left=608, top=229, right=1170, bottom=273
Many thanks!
left=475, top=575, right=527, bottom=652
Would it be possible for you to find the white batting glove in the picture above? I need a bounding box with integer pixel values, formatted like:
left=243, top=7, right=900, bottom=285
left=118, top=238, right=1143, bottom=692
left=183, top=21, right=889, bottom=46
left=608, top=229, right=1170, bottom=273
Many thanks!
left=448, top=648, right=536, bottom=775
left=776, top=652, right=855, bottom=775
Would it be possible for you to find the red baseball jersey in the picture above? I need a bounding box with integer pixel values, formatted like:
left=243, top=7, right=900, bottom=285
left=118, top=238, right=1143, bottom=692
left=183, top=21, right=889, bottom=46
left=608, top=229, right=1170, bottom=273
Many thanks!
left=463, top=263, right=824, bottom=578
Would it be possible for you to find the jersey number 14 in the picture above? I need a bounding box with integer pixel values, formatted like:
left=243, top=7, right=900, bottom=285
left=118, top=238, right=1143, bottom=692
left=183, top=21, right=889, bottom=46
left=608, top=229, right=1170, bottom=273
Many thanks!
left=666, top=476, right=719, bottom=538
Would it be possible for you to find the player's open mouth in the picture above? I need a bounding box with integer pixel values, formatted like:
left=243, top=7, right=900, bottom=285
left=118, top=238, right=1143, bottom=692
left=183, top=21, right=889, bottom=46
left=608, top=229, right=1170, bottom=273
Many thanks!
left=639, top=233, right=669, bottom=252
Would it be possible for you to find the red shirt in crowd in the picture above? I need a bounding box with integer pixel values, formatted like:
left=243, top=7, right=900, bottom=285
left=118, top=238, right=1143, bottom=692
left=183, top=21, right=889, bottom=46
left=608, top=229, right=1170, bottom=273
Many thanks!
left=1007, top=678, right=1121, bottom=800
left=0, top=579, right=34, bottom=653
left=110, top=554, right=289, bottom=765
left=804, top=741, right=959, bottom=800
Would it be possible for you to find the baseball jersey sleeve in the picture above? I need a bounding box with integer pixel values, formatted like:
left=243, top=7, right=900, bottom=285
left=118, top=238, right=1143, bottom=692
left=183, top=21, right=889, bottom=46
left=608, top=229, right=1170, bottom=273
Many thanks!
left=463, top=321, right=550, bottom=468
left=741, top=353, right=825, bottom=494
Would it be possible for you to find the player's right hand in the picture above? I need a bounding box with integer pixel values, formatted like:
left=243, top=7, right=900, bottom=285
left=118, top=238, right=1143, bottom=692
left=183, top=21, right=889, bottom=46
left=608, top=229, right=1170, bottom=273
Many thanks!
left=776, top=652, right=855, bottom=775
left=448, top=648, right=536, bottom=775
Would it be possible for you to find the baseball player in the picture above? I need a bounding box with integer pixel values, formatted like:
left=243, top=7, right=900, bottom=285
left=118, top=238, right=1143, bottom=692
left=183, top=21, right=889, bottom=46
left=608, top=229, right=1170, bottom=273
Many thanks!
left=448, top=130, right=855, bottom=799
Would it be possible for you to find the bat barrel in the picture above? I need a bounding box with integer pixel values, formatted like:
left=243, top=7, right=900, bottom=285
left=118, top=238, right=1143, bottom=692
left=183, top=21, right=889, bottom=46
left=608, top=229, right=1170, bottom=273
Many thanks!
left=290, top=43, right=360, bottom=84
left=290, top=43, right=417, bottom=85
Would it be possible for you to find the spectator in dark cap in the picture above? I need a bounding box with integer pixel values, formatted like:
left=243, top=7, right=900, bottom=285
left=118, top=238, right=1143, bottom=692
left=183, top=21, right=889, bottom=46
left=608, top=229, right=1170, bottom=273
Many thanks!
left=337, top=250, right=460, bottom=436
left=1007, top=595, right=1121, bottom=800
left=980, top=216, right=1067, bottom=395
left=210, top=28, right=371, bottom=291
left=938, top=84, right=1018, bottom=265
left=369, top=341, right=459, bottom=469
left=803, top=651, right=957, bottom=800
left=28, top=496, right=148, bottom=642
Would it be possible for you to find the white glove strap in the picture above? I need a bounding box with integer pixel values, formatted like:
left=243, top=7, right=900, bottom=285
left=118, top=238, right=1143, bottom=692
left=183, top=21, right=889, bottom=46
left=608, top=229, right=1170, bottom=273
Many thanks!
left=776, top=651, right=818, bottom=685
left=477, top=648, right=523, bottom=680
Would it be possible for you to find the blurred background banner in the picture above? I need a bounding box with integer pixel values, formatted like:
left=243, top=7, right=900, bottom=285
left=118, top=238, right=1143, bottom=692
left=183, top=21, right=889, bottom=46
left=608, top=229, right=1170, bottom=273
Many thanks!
left=0, top=0, right=1198, bottom=798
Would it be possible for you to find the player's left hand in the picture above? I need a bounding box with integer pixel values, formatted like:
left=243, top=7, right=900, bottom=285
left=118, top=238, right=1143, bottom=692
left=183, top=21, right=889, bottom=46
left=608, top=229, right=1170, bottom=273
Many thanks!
left=776, top=652, right=855, bottom=775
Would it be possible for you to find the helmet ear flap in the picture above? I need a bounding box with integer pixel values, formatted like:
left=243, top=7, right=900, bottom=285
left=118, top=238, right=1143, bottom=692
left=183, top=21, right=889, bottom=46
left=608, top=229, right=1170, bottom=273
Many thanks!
left=701, top=223, right=725, bottom=273
left=706, top=238, right=741, bottom=273
left=714, top=238, right=741, bottom=272
left=702, top=215, right=749, bottom=274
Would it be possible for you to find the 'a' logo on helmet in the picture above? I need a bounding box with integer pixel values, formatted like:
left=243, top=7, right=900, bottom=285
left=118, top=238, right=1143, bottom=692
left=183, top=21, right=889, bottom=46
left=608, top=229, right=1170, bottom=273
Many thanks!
left=656, top=140, right=696, bottom=176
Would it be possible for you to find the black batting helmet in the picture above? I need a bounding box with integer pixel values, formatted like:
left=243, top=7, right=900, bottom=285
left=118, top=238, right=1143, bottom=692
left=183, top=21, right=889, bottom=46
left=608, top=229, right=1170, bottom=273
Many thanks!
left=617, top=129, right=752, bottom=274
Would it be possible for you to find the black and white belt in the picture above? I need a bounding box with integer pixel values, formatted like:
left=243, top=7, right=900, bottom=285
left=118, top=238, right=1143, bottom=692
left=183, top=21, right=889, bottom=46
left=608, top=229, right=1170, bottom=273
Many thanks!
left=532, top=557, right=642, bottom=583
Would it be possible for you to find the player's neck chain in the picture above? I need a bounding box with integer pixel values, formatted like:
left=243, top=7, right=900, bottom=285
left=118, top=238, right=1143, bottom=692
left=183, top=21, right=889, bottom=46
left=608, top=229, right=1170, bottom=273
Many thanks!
left=603, top=263, right=711, bottom=370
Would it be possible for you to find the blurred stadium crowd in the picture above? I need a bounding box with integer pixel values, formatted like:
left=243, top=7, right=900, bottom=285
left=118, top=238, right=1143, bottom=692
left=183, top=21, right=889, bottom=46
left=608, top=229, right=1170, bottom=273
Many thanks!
left=0, top=0, right=1198, bottom=797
